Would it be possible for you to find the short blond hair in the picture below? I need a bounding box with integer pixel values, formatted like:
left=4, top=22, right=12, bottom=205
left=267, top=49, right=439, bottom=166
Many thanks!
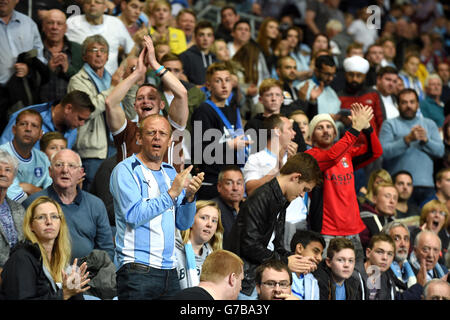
left=200, top=250, right=243, bottom=283
left=258, top=78, right=283, bottom=96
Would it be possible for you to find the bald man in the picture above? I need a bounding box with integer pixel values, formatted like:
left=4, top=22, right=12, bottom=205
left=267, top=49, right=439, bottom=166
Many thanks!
left=40, top=9, right=84, bottom=102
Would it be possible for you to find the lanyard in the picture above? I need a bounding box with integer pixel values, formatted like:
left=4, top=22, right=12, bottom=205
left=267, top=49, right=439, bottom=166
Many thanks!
left=205, top=99, right=248, bottom=165
left=205, top=99, right=242, bottom=133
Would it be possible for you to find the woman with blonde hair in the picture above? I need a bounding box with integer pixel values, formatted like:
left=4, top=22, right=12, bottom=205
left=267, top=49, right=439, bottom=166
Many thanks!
left=358, top=169, right=392, bottom=208
left=417, top=200, right=448, bottom=235
left=175, top=200, right=224, bottom=289
left=410, top=200, right=448, bottom=265
left=0, top=196, right=90, bottom=299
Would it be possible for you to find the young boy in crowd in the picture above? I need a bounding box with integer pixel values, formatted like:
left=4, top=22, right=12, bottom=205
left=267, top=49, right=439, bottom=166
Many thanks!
left=289, top=230, right=325, bottom=300
left=313, top=238, right=364, bottom=300
left=359, top=233, right=424, bottom=300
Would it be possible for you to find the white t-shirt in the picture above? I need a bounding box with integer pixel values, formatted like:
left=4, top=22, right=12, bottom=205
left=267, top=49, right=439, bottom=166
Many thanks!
left=66, top=14, right=135, bottom=74
left=243, top=148, right=286, bottom=183
left=347, top=19, right=378, bottom=51
left=381, top=94, right=399, bottom=120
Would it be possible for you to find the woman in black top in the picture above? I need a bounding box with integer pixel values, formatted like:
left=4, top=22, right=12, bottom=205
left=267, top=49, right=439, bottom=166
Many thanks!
left=0, top=196, right=90, bottom=300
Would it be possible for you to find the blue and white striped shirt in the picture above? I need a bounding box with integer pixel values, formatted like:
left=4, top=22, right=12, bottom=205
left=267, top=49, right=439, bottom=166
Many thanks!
left=110, top=155, right=196, bottom=270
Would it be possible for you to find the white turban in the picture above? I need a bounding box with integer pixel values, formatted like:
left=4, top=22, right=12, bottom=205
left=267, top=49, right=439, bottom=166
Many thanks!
left=343, top=55, right=370, bottom=74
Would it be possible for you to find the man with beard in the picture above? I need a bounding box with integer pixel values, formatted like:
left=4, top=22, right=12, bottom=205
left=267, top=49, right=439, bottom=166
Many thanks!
left=305, top=104, right=382, bottom=271
left=358, top=233, right=424, bottom=300
left=295, top=55, right=341, bottom=117
left=380, top=88, right=444, bottom=207
left=338, top=55, right=384, bottom=137
left=392, top=170, right=420, bottom=218
left=214, top=5, right=240, bottom=44
left=382, top=221, right=425, bottom=289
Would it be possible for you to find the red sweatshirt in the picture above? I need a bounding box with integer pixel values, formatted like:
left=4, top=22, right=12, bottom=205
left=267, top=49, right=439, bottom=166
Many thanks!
left=306, top=128, right=383, bottom=236
left=338, top=88, right=384, bottom=136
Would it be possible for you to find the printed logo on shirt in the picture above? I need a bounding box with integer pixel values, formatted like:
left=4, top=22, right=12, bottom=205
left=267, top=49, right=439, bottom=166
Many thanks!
left=34, top=167, right=43, bottom=178
left=324, top=172, right=354, bottom=185
left=283, top=91, right=292, bottom=100
left=218, top=127, right=234, bottom=143
left=142, top=179, right=152, bottom=188
left=283, top=91, right=294, bottom=105
left=365, top=99, right=373, bottom=105
left=341, top=157, right=349, bottom=168
left=178, top=267, right=201, bottom=280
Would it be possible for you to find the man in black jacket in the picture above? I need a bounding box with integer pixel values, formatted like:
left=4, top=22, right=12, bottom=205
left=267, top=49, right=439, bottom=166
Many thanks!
left=224, top=152, right=322, bottom=299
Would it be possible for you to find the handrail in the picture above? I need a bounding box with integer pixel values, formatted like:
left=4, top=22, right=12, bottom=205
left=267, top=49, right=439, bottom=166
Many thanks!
left=195, top=4, right=264, bottom=39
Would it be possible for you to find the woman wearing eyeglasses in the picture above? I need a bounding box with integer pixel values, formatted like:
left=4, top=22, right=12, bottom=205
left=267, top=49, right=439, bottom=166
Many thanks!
left=410, top=200, right=449, bottom=266
left=0, top=196, right=90, bottom=300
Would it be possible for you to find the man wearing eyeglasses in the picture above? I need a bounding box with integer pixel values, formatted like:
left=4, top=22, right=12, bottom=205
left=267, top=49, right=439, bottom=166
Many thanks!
left=65, top=0, right=135, bottom=75
left=294, top=55, right=341, bottom=117
left=22, top=149, right=114, bottom=262
left=255, top=259, right=299, bottom=300
left=409, top=230, right=449, bottom=282
left=67, top=34, right=124, bottom=191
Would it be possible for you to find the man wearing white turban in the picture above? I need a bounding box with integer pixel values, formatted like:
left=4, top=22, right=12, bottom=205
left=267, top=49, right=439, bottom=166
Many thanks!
left=338, top=56, right=384, bottom=137
left=338, top=55, right=386, bottom=202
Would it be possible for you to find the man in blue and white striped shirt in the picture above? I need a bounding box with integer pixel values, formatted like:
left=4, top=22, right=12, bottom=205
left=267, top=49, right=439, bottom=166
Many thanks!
left=110, top=114, right=204, bottom=300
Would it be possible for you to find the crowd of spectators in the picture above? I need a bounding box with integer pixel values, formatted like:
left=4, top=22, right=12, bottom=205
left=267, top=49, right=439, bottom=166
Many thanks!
left=0, top=0, right=449, bottom=301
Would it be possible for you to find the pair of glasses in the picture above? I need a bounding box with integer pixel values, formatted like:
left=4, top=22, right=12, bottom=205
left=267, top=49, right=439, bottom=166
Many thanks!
left=53, top=162, right=80, bottom=171
left=261, top=281, right=290, bottom=289
left=429, top=210, right=447, bottom=217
